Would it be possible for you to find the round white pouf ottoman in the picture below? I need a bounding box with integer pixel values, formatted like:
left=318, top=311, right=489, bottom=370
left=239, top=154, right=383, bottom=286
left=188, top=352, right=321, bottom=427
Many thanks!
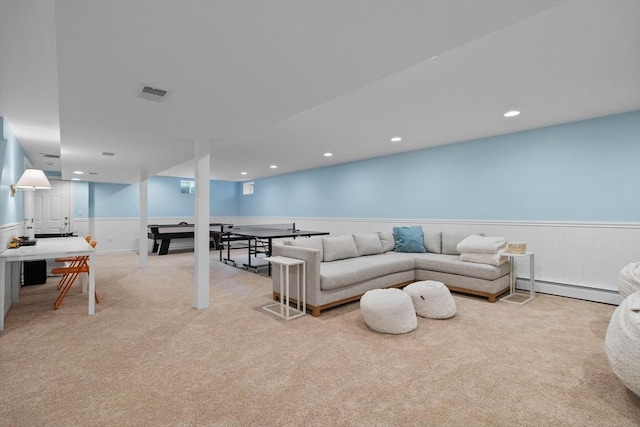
left=360, top=288, right=417, bottom=334
left=403, top=280, right=456, bottom=319
left=605, top=290, right=640, bottom=396
left=618, top=262, right=640, bottom=298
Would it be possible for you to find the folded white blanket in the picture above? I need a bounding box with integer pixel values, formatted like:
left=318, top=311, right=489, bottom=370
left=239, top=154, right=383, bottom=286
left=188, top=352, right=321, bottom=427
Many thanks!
left=457, top=235, right=506, bottom=254
left=460, top=249, right=508, bottom=266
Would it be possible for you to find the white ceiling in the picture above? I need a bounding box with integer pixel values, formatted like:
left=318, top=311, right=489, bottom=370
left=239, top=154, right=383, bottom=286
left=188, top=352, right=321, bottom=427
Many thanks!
left=1, top=0, right=639, bottom=184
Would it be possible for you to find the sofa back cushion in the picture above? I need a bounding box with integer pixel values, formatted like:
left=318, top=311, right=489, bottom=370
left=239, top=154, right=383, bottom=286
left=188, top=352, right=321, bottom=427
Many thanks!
left=322, top=235, right=359, bottom=262
left=377, top=232, right=395, bottom=252
left=424, top=231, right=442, bottom=254
left=352, top=233, right=384, bottom=256
left=285, top=237, right=323, bottom=260
left=393, top=226, right=427, bottom=253
left=441, top=231, right=484, bottom=255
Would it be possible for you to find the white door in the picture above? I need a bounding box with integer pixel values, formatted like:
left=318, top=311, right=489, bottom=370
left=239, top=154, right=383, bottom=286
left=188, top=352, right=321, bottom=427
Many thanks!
left=34, top=180, right=71, bottom=235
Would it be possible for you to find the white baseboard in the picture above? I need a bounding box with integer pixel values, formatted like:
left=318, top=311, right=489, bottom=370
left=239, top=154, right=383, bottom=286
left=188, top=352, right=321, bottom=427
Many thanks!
left=516, top=278, right=623, bottom=305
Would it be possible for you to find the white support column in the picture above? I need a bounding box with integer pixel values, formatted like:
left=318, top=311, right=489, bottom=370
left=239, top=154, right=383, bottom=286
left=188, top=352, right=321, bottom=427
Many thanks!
left=88, top=183, right=95, bottom=239
left=139, top=170, right=148, bottom=268
left=194, top=140, right=210, bottom=309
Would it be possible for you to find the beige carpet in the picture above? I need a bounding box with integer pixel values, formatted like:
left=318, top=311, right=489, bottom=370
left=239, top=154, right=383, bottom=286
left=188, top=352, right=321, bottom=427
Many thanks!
left=1, top=250, right=639, bottom=426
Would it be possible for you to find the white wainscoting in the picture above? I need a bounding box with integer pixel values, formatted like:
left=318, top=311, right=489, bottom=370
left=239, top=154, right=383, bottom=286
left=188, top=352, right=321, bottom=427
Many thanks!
left=0, top=222, right=24, bottom=252
left=65, top=216, right=639, bottom=305
left=0, top=222, right=25, bottom=316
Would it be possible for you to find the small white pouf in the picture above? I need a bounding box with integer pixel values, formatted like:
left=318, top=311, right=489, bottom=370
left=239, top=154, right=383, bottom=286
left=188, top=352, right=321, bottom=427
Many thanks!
left=605, top=291, right=640, bottom=396
left=360, top=288, right=417, bottom=334
left=403, top=280, right=456, bottom=319
left=618, top=262, right=640, bottom=299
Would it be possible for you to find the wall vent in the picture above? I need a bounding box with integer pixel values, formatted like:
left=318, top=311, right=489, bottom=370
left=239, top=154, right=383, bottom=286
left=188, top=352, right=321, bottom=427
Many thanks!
left=137, top=84, right=170, bottom=102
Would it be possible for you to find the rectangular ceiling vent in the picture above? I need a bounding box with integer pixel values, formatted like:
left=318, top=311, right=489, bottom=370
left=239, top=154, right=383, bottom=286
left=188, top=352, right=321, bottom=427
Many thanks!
left=40, top=153, right=60, bottom=159
left=137, top=84, right=170, bottom=102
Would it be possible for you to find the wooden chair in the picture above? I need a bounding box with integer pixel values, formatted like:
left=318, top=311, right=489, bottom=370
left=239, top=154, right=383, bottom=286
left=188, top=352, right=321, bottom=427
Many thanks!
left=52, top=240, right=99, bottom=309
left=54, top=236, right=92, bottom=289
left=55, top=237, right=90, bottom=290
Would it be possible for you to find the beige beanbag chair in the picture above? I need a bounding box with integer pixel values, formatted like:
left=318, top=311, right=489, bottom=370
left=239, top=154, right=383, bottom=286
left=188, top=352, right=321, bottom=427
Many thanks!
left=403, top=280, right=456, bottom=319
left=605, top=291, right=640, bottom=396
left=618, top=262, right=640, bottom=298
left=360, top=288, right=417, bottom=334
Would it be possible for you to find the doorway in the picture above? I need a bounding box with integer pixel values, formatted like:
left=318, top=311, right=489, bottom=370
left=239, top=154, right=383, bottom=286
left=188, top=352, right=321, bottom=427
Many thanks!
left=34, top=179, right=71, bottom=235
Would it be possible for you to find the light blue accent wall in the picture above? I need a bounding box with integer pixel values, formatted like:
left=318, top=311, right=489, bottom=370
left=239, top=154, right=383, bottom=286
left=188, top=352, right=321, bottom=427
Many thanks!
left=238, top=111, right=640, bottom=222
left=210, top=179, right=239, bottom=216
left=72, top=181, right=89, bottom=218
left=0, top=117, right=27, bottom=225
left=91, top=182, right=140, bottom=218
left=77, top=176, right=238, bottom=219
left=149, top=176, right=193, bottom=217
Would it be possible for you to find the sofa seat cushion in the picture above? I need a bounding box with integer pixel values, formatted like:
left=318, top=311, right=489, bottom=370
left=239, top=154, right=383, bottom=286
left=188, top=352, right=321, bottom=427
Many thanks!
left=320, top=254, right=416, bottom=291
left=395, top=252, right=509, bottom=281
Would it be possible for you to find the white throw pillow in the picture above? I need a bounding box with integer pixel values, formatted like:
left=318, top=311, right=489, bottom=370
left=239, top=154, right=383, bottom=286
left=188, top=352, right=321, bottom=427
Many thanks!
left=287, top=237, right=323, bottom=260
left=352, top=233, right=384, bottom=256
left=376, top=232, right=396, bottom=252
left=322, top=235, right=359, bottom=262
left=424, top=231, right=442, bottom=254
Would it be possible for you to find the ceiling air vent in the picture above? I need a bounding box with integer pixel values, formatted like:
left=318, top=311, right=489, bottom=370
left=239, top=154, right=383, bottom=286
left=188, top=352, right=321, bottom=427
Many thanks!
left=137, top=84, right=170, bottom=102
left=40, top=153, right=60, bottom=159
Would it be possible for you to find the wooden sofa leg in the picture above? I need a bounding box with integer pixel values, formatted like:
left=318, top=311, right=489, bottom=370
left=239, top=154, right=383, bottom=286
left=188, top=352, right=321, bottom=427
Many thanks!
left=488, top=295, right=497, bottom=303
left=312, top=307, right=321, bottom=317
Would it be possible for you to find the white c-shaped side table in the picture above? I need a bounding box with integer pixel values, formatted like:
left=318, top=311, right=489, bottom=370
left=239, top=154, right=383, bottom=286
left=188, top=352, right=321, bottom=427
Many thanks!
left=263, top=256, right=306, bottom=320
left=501, top=252, right=535, bottom=305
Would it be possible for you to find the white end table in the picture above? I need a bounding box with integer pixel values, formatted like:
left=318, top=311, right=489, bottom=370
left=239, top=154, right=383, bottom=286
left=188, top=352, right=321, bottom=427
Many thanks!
left=263, top=256, right=306, bottom=320
left=501, top=252, right=535, bottom=305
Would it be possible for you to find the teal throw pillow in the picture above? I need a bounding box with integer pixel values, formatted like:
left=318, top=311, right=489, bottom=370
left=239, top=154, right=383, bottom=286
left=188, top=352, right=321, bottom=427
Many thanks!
left=393, top=226, right=426, bottom=253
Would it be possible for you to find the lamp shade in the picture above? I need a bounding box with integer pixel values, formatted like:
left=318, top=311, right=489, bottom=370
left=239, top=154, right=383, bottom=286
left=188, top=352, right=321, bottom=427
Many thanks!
left=16, top=169, right=52, bottom=190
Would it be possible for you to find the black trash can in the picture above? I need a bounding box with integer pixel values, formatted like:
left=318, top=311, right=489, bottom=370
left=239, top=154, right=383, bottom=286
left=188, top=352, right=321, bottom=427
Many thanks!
left=24, top=260, right=47, bottom=286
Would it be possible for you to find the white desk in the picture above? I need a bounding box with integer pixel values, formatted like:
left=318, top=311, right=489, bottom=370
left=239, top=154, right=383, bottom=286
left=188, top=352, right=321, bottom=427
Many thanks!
left=0, top=237, right=96, bottom=331
left=501, top=252, right=535, bottom=305
left=263, top=256, right=306, bottom=320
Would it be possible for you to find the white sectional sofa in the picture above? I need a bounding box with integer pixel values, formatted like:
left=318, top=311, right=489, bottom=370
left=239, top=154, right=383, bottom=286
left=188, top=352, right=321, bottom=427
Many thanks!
left=271, top=229, right=511, bottom=317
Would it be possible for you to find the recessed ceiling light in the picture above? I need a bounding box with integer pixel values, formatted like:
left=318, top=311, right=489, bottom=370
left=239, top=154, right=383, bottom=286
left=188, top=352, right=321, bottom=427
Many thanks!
left=71, top=178, right=80, bottom=181
left=324, top=152, right=333, bottom=157
left=241, top=172, right=247, bottom=175
left=73, top=171, right=84, bottom=175
left=504, top=110, right=520, bottom=117
left=270, top=165, right=277, bottom=169
left=390, top=137, right=402, bottom=143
